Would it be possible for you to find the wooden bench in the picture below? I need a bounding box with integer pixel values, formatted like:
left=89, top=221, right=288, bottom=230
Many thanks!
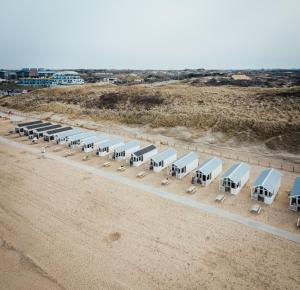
left=161, top=179, right=169, bottom=185
left=102, top=162, right=111, bottom=167
left=117, top=165, right=126, bottom=171
left=215, top=194, right=225, bottom=203
left=250, top=204, right=262, bottom=214
left=186, top=186, right=196, bottom=194
left=137, top=171, right=146, bottom=178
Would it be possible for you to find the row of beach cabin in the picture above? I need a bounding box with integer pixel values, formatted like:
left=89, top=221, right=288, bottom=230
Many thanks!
left=14, top=121, right=300, bottom=211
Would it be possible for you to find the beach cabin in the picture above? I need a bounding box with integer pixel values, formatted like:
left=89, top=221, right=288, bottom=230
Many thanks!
left=81, top=134, right=109, bottom=152
left=130, top=144, right=157, bottom=167
left=54, top=129, right=83, bottom=144
left=289, top=176, right=300, bottom=211
left=251, top=168, right=281, bottom=205
left=169, top=152, right=198, bottom=179
left=96, top=138, right=123, bottom=156
left=43, top=127, right=73, bottom=141
left=219, top=162, right=250, bottom=195
left=149, top=148, right=177, bottom=172
left=15, top=120, right=43, bottom=133
left=67, top=132, right=97, bottom=147
left=32, top=124, right=61, bottom=139
left=192, top=157, right=222, bottom=186
left=23, top=122, right=52, bottom=136
left=111, top=140, right=140, bottom=160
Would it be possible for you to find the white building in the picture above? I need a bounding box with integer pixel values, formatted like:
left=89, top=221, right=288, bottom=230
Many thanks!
left=67, top=132, right=97, bottom=147
left=52, top=71, right=84, bottom=86
left=149, top=148, right=177, bottom=172
left=43, top=127, right=73, bottom=141
left=130, top=144, right=158, bottom=167
left=289, top=176, right=300, bottom=211
left=15, top=120, right=43, bottom=133
left=23, top=122, right=52, bottom=136
left=169, top=152, right=198, bottom=179
left=192, top=157, right=222, bottom=186
left=251, top=168, right=282, bottom=205
left=111, top=140, right=140, bottom=160
left=81, top=135, right=109, bottom=153
left=96, top=138, right=124, bottom=156
left=18, top=71, right=84, bottom=87
left=219, top=162, right=250, bottom=195
left=55, top=129, right=83, bottom=144
left=32, top=124, right=62, bottom=139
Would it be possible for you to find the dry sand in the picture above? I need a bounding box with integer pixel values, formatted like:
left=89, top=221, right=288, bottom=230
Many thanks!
left=0, top=119, right=300, bottom=289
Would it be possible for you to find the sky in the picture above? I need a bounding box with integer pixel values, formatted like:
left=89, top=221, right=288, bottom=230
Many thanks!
left=0, top=0, right=300, bottom=70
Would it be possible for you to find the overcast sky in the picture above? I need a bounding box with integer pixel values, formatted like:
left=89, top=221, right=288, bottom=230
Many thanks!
left=1, top=0, right=300, bottom=69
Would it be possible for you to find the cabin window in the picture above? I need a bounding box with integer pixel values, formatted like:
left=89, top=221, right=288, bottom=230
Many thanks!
left=203, top=175, right=206, bottom=181
left=291, top=197, right=296, bottom=205
left=231, top=182, right=236, bottom=189
left=208, top=173, right=211, bottom=180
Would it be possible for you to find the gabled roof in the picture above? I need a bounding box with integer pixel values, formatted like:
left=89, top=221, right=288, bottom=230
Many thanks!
left=151, top=148, right=176, bottom=163
left=56, top=129, right=83, bottom=138
left=133, top=144, right=156, bottom=157
left=222, top=162, right=250, bottom=184
left=35, top=124, right=61, bottom=132
left=98, top=138, right=123, bottom=149
left=252, top=168, right=282, bottom=193
left=68, top=131, right=96, bottom=141
left=46, top=127, right=72, bottom=135
left=25, top=122, right=52, bottom=130
left=291, top=176, right=300, bottom=197
left=196, top=157, right=222, bottom=175
left=115, top=140, right=139, bottom=153
left=17, top=120, right=42, bottom=127
left=173, top=152, right=198, bottom=169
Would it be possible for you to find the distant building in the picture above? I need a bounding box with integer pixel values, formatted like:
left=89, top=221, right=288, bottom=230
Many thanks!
left=18, top=71, right=84, bottom=87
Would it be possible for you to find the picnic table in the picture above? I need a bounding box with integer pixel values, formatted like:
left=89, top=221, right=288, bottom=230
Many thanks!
left=186, top=185, right=196, bottom=194
left=250, top=204, right=262, bottom=214
left=137, top=171, right=146, bottom=178
left=215, top=194, right=225, bottom=203
left=161, top=179, right=169, bottom=185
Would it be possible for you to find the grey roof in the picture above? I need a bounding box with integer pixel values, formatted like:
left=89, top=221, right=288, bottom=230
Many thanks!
left=56, top=129, right=83, bottom=138
left=115, top=140, right=139, bottom=153
left=290, top=176, right=300, bottom=197
left=98, top=138, right=123, bottom=149
left=68, top=131, right=96, bottom=141
left=133, top=144, right=156, bottom=157
left=81, top=134, right=109, bottom=145
left=16, top=120, right=42, bottom=127
left=46, top=126, right=72, bottom=135
left=222, top=162, right=250, bottom=184
left=196, top=157, right=222, bottom=175
left=35, top=124, right=61, bottom=132
left=252, top=168, right=282, bottom=193
left=25, top=122, right=52, bottom=130
left=173, top=152, right=198, bottom=168
left=151, top=148, right=176, bottom=163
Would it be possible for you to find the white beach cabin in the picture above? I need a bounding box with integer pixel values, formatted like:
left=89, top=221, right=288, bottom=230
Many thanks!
left=15, top=120, right=43, bottom=133
left=130, top=144, right=158, bottom=167
left=192, top=157, right=222, bottom=186
left=43, top=127, right=73, bottom=141
left=251, top=168, right=281, bottom=205
left=289, top=176, right=300, bottom=211
left=67, top=132, right=97, bottom=147
left=55, top=129, right=83, bottom=144
left=219, top=162, right=250, bottom=195
left=23, top=122, right=52, bottom=136
left=111, top=140, right=140, bottom=160
left=81, top=134, right=109, bottom=152
left=32, top=124, right=61, bottom=139
left=169, top=152, right=198, bottom=179
left=96, top=138, right=124, bottom=156
left=149, top=148, right=177, bottom=172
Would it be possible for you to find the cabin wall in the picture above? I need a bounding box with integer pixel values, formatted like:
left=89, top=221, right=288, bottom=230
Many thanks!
left=289, top=196, right=300, bottom=211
